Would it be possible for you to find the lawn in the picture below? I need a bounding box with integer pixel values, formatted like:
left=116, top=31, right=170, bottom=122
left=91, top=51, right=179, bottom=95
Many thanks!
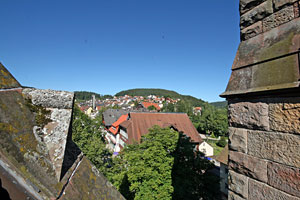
left=206, top=139, right=226, bottom=157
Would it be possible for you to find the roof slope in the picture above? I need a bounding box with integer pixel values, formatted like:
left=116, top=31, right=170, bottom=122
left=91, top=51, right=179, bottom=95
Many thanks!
left=142, top=102, right=161, bottom=110
left=216, top=144, right=228, bottom=165
left=0, top=63, right=21, bottom=89
left=121, top=112, right=202, bottom=144
left=103, top=109, right=128, bottom=126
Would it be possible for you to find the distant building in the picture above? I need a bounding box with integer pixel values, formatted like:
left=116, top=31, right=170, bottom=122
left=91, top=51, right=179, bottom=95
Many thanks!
left=198, top=141, right=214, bottom=157
left=142, top=102, right=161, bottom=111
left=193, top=107, right=202, bottom=115
left=117, top=112, right=202, bottom=152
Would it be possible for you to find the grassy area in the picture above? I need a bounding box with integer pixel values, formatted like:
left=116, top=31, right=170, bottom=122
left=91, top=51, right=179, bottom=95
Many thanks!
left=206, top=139, right=226, bottom=157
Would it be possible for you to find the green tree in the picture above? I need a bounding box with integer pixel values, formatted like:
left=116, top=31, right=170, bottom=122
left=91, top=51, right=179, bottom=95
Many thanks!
left=217, top=136, right=227, bottom=147
left=72, top=105, right=112, bottom=172
left=147, top=105, right=156, bottom=111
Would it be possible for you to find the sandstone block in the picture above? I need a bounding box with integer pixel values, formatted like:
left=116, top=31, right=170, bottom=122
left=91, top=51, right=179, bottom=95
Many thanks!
left=240, top=0, right=266, bottom=15
left=273, top=0, right=298, bottom=10
left=241, top=21, right=263, bottom=40
left=241, top=0, right=273, bottom=29
left=294, top=1, right=300, bottom=17
left=269, top=102, right=300, bottom=134
left=229, top=170, right=248, bottom=199
left=263, top=5, right=294, bottom=32
left=228, top=102, right=269, bottom=130
left=248, top=130, right=300, bottom=168
left=268, top=162, right=300, bottom=197
left=229, top=151, right=267, bottom=182
left=229, top=127, right=247, bottom=153
left=249, top=178, right=300, bottom=200
left=228, top=190, right=246, bottom=200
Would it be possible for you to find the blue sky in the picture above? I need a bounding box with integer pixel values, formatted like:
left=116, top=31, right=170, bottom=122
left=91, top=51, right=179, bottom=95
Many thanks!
left=0, top=1, right=240, bottom=102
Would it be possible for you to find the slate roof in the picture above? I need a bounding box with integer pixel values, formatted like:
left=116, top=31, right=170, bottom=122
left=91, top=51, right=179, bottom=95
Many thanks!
left=103, top=109, right=128, bottom=126
left=120, top=112, right=202, bottom=144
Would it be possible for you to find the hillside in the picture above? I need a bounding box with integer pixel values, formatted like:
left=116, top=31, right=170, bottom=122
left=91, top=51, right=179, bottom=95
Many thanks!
left=210, top=101, right=227, bottom=108
left=115, top=88, right=209, bottom=106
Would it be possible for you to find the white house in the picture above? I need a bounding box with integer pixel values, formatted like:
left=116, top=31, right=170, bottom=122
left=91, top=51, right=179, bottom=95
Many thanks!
left=198, top=141, right=214, bottom=157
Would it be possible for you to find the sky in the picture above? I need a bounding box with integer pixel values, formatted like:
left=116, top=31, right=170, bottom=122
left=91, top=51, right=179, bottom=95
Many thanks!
left=0, top=1, right=240, bottom=102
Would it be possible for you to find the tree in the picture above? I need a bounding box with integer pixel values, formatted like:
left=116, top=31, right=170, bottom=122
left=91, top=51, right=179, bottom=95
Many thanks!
left=217, top=136, right=227, bottom=147
left=106, top=126, right=220, bottom=200
left=147, top=105, right=156, bottom=111
left=72, top=105, right=112, bottom=172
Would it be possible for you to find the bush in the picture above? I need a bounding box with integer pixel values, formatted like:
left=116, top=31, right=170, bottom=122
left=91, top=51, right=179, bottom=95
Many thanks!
left=216, top=136, right=227, bottom=147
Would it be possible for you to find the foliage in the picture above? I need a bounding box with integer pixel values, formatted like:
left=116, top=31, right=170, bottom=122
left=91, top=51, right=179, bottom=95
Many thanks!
left=206, top=140, right=224, bottom=157
left=217, top=136, right=227, bottom=148
left=74, top=91, right=101, bottom=101
left=210, top=101, right=228, bottom=109
left=115, top=88, right=182, bottom=99
left=105, top=126, right=219, bottom=200
left=72, top=105, right=112, bottom=172
left=147, top=105, right=156, bottom=111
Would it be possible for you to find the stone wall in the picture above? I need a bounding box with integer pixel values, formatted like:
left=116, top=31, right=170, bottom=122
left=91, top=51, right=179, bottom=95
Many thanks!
left=228, top=97, right=300, bottom=200
left=223, top=1, right=300, bottom=199
left=240, top=0, right=300, bottom=40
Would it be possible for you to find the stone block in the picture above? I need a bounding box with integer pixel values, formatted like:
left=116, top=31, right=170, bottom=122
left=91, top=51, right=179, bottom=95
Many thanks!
left=228, top=190, right=246, bottom=200
left=229, top=127, right=247, bottom=153
left=228, top=102, right=269, bottom=131
left=22, top=88, right=74, bottom=109
left=269, top=102, right=300, bottom=134
left=294, top=1, right=300, bottom=17
left=248, top=130, right=300, bottom=168
left=229, top=151, right=267, bottom=182
left=249, top=178, right=300, bottom=200
left=240, top=0, right=266, bottom=15
left=262, top=5, right=295, bottom=32
left=241, top=21, right=263, bottom=40
left=268, top=162, right=300, bottom=197
left=241, top=0, right=273, bottom=29
left=228, top=170, right=248, bottom=199
left=273, top=0, right=298, bottom=10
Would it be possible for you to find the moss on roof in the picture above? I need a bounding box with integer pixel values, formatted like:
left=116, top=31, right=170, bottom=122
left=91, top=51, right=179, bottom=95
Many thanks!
left=0, top=63, right=21, bottom=89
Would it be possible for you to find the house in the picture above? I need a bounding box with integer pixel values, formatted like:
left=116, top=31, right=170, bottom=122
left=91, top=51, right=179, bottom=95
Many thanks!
left=198, top=141, right=214, bottom=157
left=142, top=102, right=161, bottom=111
left=216, top=145, right=228, bottom=200
left=117, top=112, right=202, bottom=152
left=193, top=107, right=202, bottom=115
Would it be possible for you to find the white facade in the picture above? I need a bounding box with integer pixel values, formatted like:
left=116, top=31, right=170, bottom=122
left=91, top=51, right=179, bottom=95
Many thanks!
left=198, top=141, right=214, bottom=157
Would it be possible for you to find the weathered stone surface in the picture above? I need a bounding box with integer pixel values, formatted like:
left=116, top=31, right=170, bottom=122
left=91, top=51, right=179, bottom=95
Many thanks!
left=229, top=170, right=248, bottom=199
left=241, top=21, right=263, bottom=40
left=269, top=102, right=300, bottom=134
left=62, top=157, right=126, bottom=200
left=248, top=130, right=300, bottom=168
left=268, top=162, right=300, bottom=197
left=240, top=0, right=273, bottom=29
left=228, top=102, right=269, bottom=130
left=294, top=1, right=300, bottom=17
left=229, top=127, right=247, bottom=153
left=240, top=0, right=266, bottom=15
left=0, top=63, right=21, bottom=89
left=229, top=151, right=267, bottom=182
left=262, top=5, right=295, bottom=32
left=249, top=178, right=300, bottom=200
left=273, top=0, right=298, bottom=10
left=22, top=88, right=74, bottom=109
left=228, top=190, right=246, bottom=200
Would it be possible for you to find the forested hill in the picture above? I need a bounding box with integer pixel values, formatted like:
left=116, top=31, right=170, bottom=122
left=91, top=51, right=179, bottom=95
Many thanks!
left=210, top=101, right=227, bottom=108
left=74, top=91, right=101, bottom=101
left=115, top=88, right=208, bottom=107
left=116, top=88, right=181, bottom=99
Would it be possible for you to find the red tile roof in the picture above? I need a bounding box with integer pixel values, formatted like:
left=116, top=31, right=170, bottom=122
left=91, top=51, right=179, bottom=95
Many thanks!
left=109, top=114, right=128, bottom=135
left=142, top=102, right=160, bottom=111
left=120, top=112, right=202, bottom=144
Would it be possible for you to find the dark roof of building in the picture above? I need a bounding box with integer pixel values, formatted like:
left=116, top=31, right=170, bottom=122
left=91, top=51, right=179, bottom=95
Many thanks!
left=216, top=144, right=228, bottom=165
left=120, top=112, right=202, bottom=144
left=103, top=109, right=128, bottom=126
